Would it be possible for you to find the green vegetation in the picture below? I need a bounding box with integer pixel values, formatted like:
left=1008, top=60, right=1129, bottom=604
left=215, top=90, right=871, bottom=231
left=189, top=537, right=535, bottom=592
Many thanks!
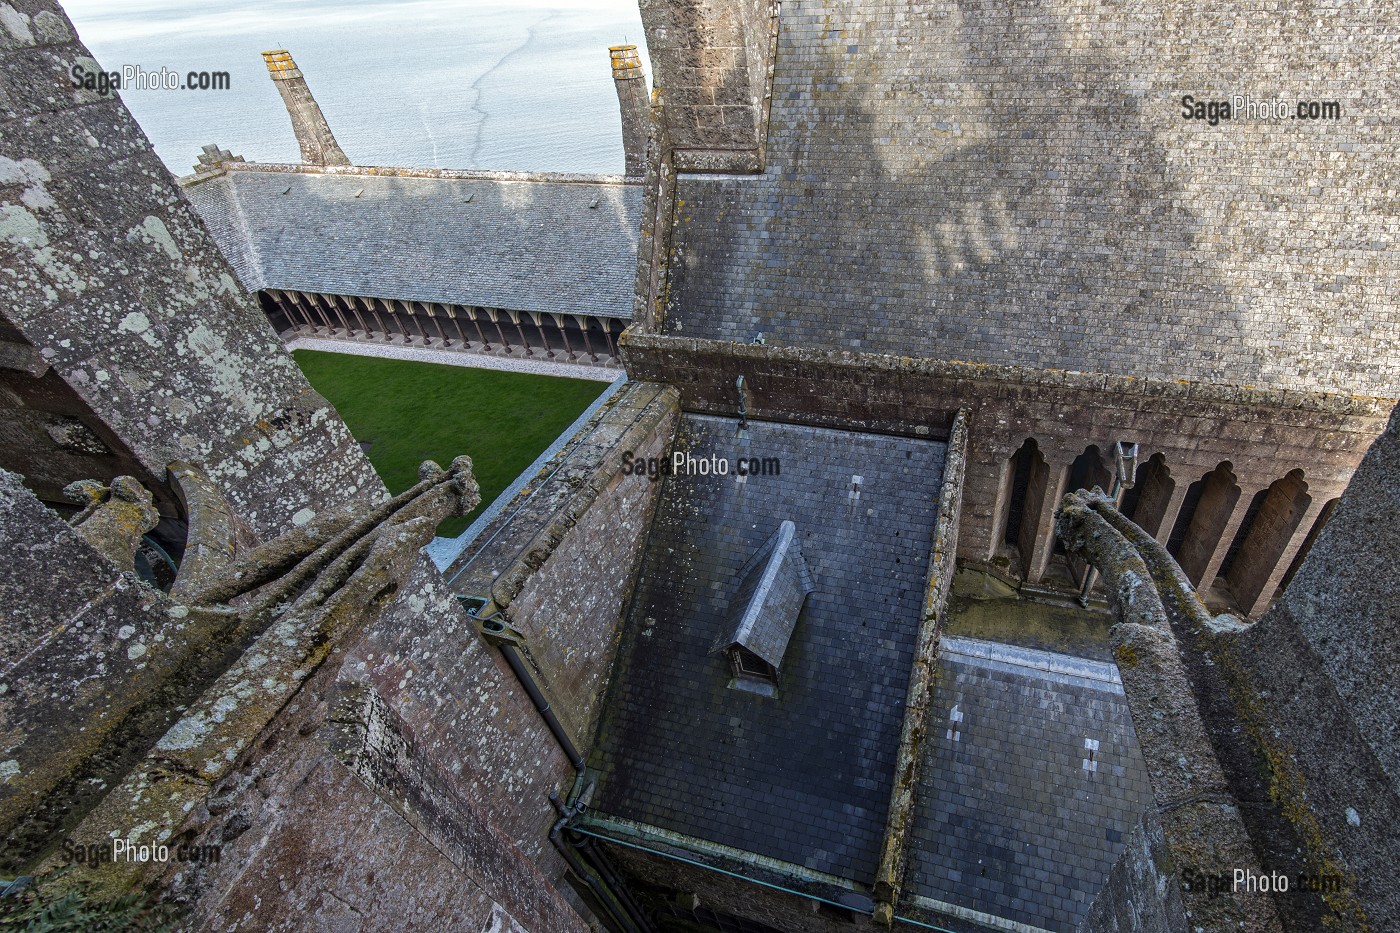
left=946, top=568, right=1116, bottom=661
left=0, top=870, right=176, bottom=932
left=293, top=350, right=606, bottom=537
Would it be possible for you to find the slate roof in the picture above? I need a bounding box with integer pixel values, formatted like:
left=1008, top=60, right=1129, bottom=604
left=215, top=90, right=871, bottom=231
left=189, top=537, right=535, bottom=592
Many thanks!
left=182, top=167, right=642, bottom=320
left=712, top=519, right=815, bottom=670
left=590, top=415, right=948, bottom=884
left=907, top=636, right=1155, bottom=932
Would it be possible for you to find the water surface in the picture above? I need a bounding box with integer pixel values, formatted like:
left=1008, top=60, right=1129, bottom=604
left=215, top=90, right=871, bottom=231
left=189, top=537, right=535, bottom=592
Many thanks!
left=63, top=0, right=648, bottom=174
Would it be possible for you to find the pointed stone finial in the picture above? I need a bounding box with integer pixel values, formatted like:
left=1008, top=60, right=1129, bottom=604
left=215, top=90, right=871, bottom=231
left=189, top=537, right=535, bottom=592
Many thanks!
left=609, top=45, right=648, bottom=177
left=261, top=49, right=351, bottom=166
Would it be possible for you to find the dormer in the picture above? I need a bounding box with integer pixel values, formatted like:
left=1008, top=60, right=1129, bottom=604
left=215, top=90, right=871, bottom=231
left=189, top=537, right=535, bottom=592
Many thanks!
left=713, top=520, right=815, bottom=696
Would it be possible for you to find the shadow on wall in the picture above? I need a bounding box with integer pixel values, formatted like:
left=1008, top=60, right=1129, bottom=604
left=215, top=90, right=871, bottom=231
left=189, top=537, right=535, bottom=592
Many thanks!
left=662, top=0, right=1300, bottom=387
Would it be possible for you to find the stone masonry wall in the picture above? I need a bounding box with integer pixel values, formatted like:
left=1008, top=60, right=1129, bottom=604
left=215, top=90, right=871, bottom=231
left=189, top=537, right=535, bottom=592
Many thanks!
left=157, top=560, right=589, bottom=932
left=659, top=0, right=1399, bottom=398
left=623, top=335, right=1390, bottom=600
left=0, top=361, right=179, bottom=514
left=483, top=383, right=680, bottom=745
left=0, top=2, right=380, bottom=540
left=3, top=5, right=599, bottom=928
left=1212, top=404, right=1400, bottom=930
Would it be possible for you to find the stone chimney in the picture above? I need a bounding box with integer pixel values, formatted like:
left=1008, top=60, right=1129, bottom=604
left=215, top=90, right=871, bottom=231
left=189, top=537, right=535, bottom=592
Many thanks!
left=609, top=45, right=649, bottom=177
left=261, top=50, right=350, bottom=166
left=637, top=0, right=777, bottom=173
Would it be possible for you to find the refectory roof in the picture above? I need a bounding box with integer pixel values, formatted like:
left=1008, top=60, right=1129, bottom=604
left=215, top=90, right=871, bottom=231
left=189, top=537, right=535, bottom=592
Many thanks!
left=182, top=164, right=642, bottom=320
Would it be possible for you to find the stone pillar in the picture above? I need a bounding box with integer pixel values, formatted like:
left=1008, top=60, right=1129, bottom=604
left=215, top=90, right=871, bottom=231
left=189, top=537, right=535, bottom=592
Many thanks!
left=261, top=50, right=351, bottom=167
left=466, top=307, right=492, bottom=350
left=444, top=306, right=469, bottom=346
left=420, top=302, right=449, bottom=344
left=1025, top=463, right=1070, bottom=584
left=610, top=45, right=649, bottom=177
left=361, top=296, right=389, bottom=337
left=1197, top=485, right=1264, bottom=593
left=1154, top=482, right=1190, bottom=546
left=602, top=319, right=619, bottom=358
left=638, top=0, right=776, bottom=172
left=294, top=291, right=329, bottom=331
left=340, top=295, right=368, bottom=335
left=986, top=451, right=1017, bottom=563
left=317, top=293, right=350, bottom=333
left=1175, top=465, right=1241, bottom=584
left=1240, top=495, right=1328, bottom=619
left=483, top=308, right=510, bottom=349
left=573, top=315, right=598, bottom=361
left=506, top=310, right=532, bottom=355
left=551, top=313, right=574, bottom=359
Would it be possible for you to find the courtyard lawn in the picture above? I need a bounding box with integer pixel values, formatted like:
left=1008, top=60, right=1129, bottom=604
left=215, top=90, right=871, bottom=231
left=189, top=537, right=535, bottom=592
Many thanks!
left=293, top=350, right=606, bottom=537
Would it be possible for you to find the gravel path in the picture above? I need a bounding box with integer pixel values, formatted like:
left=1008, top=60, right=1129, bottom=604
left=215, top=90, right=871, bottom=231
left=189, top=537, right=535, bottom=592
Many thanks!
left=285, top=336, right=620, bottom=382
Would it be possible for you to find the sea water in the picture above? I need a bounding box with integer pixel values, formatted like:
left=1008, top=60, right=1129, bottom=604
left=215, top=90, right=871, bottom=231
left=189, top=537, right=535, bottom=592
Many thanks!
left=62, top=0, right=648, bottom=175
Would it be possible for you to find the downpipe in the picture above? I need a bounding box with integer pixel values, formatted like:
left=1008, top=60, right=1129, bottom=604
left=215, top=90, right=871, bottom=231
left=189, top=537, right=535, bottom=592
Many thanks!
left=472, top=607, right=651, bottom=932
left=549, top=793, right=650, bottom=933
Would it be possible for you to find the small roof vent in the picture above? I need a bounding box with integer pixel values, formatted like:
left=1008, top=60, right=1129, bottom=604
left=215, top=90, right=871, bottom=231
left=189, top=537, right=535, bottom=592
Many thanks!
left=713, top=520, right=815, bottom=691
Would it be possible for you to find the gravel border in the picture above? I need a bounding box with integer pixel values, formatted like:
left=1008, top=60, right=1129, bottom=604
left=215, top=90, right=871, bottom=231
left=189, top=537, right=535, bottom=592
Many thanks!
left=285, top=336, right=621, bottom=382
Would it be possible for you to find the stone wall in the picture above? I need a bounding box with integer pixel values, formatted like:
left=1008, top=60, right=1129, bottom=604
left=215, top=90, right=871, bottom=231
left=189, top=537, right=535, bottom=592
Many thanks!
left=0, top=2, right=380, bottom=541
left=464, top=382, right=680, bottom=745
left=1213, top=404, right=1400, bottom=930
left=0, top=358, right=179, bottom=516
left=623, top=333, right=1391, bottom=615
left=152, top=560, right=590, bottom=932
left=658, top=0, right=1399, bottom=399
left=1, top=6, right=606, bottom=929
left=0, top=470, right=175, bottom=866
left=1077, top=813, right=1187, bottom=933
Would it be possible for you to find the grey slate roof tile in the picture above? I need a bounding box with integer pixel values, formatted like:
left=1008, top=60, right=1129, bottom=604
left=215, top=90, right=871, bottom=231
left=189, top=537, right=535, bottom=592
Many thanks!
left=908, top=636, right=1154, bottom=932
left=590, top=414, right=947, bottom=885
left=184, top=170, right=641, bottom=319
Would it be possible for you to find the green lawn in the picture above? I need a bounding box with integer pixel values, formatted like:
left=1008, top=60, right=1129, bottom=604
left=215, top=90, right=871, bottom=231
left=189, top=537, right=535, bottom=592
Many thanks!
left=294, top=350, right=606, bottom=537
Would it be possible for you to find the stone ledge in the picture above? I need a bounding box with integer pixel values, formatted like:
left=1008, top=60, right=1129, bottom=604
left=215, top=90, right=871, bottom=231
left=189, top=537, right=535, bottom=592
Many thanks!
left=179, top=161, right=637, bottom=188
left=622, top=329, right=1395, bottom=417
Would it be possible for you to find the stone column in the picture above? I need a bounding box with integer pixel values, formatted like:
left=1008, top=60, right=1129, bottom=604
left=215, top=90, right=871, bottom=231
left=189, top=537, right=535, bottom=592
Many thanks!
left=505, top=310, right=532, bottom=355
left=444, top=306, right=469, bottom=347
left=484, top=308, right=510, bottom=349
left=319, top=294, right=350, bottom=334
left=1198, top=485, right=1265, bottom=593
left=1154, top=481, right=1190, bottom=546
left=601, top=319, right=619, bottom=358
left=573, top=315, right=598, bottom=361
left=343, top=295, right=370, bottom=335
left=291, top=291, right=328, bottom=331
left=467, top=307, right=492, bottom=350
left=610, top=45, right=649, bottom=177
left=420, top=302, right=449, bottom=344
left=1025, top=463, right=1070, bottom=584
left=1239, top=495, right=1330, bottom=619
left=361, top=296, right=389, bottom=337
left=551, top=313, right=574, bottom=359
left=261, top=50, right=351, bottom=166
